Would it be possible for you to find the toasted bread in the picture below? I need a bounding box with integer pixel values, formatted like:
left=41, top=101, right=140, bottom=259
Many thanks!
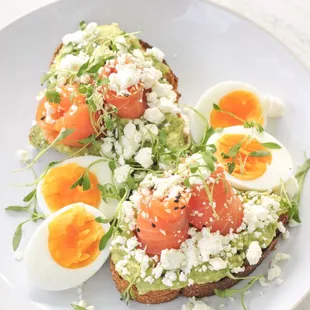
left=29, top=39, right=181, bottom=152
left=110, top=214, right=288, bottom=304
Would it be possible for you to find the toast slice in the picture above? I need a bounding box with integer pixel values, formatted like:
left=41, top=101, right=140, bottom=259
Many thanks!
left=110, top=214, right=288, bottom=304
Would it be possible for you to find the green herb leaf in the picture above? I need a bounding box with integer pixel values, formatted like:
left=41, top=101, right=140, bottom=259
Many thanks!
left=95, top=216, right=111, bottom=224
left=184, top=177, right=191, bottom=188
left=221, top=152, right=230, bottom=159
left=77, top=60, right=89, bottom=77
left=127, top=173, right=136, bottom=190
left=45, top=89, right=61, bottom=104
left=70, top=175, right=84, bottom=189
left=23, top=189, right=36, bottom=202
left=202, top=152, right=215, bottom=172
left=261, top=142, right=281, bottom=149
left=228, top=143, right=242, bottom=157
left=72, top=304, right=87, bottom=310
left=82, top=172, right=91, bottom=191
left=213, top=103, right=221, bottom=111
left=227, top=162, right=236, bottom=174
left=13, top=222, right=25, bottom=251
left=98, top=77, right=110, bottom=86
left=289, top=201, right=301, bottom=223
left=79, top=20, right=87, bottom=30
left=159, top=130, right=167, bottom=145
left=88, top=62, right=104, bottom=74
left=104, top=115, right=114, bottom=131
left=255, top=123, right=264, bottom=133
left=248, top=150, right=270, bottom=157
left=5, top=206, right=29, bottom=212
left=78, top=134, right=96, bottom=145
left=40, top=72, right=53, bottom=85
left=99, top=225, right=114, bottom=250
left=109, top=161, right=117, bottom=172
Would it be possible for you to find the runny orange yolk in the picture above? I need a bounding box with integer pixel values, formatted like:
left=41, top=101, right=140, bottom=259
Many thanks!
left=48, top=205, right=104, bottom=269
left=210, top=90, right=264, bottom=129
left=215, top=134, right=272, bottom=180
left=42, top=163, right=102, bottom=212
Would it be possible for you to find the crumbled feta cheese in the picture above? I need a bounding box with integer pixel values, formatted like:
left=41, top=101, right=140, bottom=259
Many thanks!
left=152, top=263, right=164, bottom=279
left=14, top=251, right=23, bottom=261
left=157, top=97, right=180, bottom=114
left=208, top=257, right=227, bottom=270
left=126, top=236, right=139, bottom=251
left=179, top=272, right=187, bottom=282
left=16, top=150, right=31, bottom=163
left=141, top=66, right=162, bottom=89
left=134, top=147, right=153, bottom=168
left=101, top=137, right=114, bottom=157
left=143, top=107, right=165, bottom=125
left=181, top=297, right=214, bottom=310
left=140, top=124, right=158, bottom=141
left=80, top=74, right=91, bottom=84
left=108, top=58, right=141, bottom=95
left=111, top=236, right=127, bottom=246
left=144, top=276, right=154, bottom=284
left=114, top=36, right=128, bottom=53
left=161, top=249, right=185, bottom=270
left=85, top=22, right=98, bottom=34
left=259, top=276, right=270, bottom=287
left=146, top=91, right=159, bottom=107
left=152, top=81, right=177, bottom=102
left=78, top=300, right=88, bottom=307
left=275, top=277, right=284, bottom=286
left=162, top=271, right=177, bottom=287
left=121, top=201, right=136, bottom=230
left=123, top=121, right=137, bottom=138
left=272, top=252, right=290, bottom=265
left=263, top=94, right=285, bottom=118
left=198, top=229, right=224, bottom=262
left=146, top=47, right=165, bottom=62
left=277, top=222, right=286, bottom=234
left=62, top=30, right=85, bottom=45
left=59, top=54, right=89, bottom=72
left=231, top=266, right=245, bottom=273
left=282, top=230, right=290, bottom=240
left=267, top=264, right=282, bottom=281
left=114, top=164, right=131, bottom=184
left=44, top=101, right=56, bottom=124
left=246, top=241, right=262, bottom=265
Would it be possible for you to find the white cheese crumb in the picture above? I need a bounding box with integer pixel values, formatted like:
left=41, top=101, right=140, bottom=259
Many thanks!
left=140, top=124, right=158, bottom=141
left=161, top=249, right=185, bottom=270
left=143, top=107, right=165, bottom=125
left=277, top=222, right=286, bottom=234
left=272, top=252, right=290, bottom=265
left=263, top=94, right=285, bottom=118
left=231, top=266, right=245, bottom=273
left=282, top=230, right=290, bottom=240
left=267, top=264, right=282, bottom=281
left=16, top=150, right=31, bottom=163
left=134, top=147, right=153, bottom=168
left=246, top=241, right=262, bottom=265
left=114, top=164, right=131, bottom=184
left=181, top=297, right=214, bottom=310
left=275, top=277, right=284, bottom=286
left=208, top=257, right=227, bottom=270
left=162, top=271, right=177, bottom=287
left=146, top=47, right=165, bottom=62
left=14, top=251, right=23, bottom=261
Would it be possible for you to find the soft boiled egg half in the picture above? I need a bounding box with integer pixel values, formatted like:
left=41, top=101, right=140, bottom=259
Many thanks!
left=208, top=126, right=293, bottom=191
left=37, top=156, right=118, bottom=219
left=24, top=203, right=110, bottom=291
left=191, top=81, right=266, bottom=143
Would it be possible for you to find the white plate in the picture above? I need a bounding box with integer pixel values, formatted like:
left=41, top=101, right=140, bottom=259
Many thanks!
left=0, top=0, right=310, bottom=309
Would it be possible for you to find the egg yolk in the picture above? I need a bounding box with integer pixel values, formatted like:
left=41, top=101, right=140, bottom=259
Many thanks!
left=42, top=163, right=102, bottom=212
left=48, top=205, right=104, bottom=269
left=215, top=134, right=272, bottom=180
left=210, top=90, right=264, bottom=128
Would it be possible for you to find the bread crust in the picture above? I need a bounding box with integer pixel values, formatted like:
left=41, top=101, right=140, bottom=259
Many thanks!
left=110, top=214, right=288, bottom=304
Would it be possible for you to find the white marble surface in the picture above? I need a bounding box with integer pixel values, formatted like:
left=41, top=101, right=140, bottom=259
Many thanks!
left=0, top=0, right=309, bottom=309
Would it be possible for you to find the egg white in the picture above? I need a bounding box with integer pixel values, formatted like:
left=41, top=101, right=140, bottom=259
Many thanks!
left=190, top=81, right=267, bottom=144
left=37, top=156, right=118, bottom=218
left=207, top=126, right=293, bottom=191
left=24, top=203, right=110, bottom=291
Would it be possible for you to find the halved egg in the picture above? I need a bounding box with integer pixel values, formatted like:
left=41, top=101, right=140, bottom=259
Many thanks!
left=207, top=126, right=293, bottom=191
left=24, top=203, right=110, bottom=291
left=37, top=156, right=118, bottom=219
left=191, top=81, right=266, bottom=143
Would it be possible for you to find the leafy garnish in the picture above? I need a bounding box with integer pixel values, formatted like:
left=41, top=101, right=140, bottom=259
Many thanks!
left=79, top=20, right=87, bottom=31
left=15, top=128, right=74, bottom=172
left=5, top=206, right=30, bottom=212
left=215, top=273, right=263, bottom=310
left=13, top=222, right=24, bottom=251
left=72, top=304, right=87, bottom=310
left=227, top=162, right=236, bottom=174
left=99, top=225, right=115, bottom=250
left=77, top=60, right=90, bottom=77
left=294, top=157, right=310, bottom=205
left=228, top=143, right=242, bottom=157
left=45, top=89, right=61, bottom=104
left=248, top=150, right=270, bottom=157
left=23, top=189, right=36, bottom=202
left=261, top=142, right=281, bottom=149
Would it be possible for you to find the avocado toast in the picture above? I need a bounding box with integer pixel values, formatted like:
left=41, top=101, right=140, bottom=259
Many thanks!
left=29, top=22, right=189, bottom=167
left=109, top=153, right=293, bottom=304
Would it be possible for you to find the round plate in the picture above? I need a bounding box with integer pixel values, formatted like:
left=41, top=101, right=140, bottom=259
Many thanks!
left=1, top=0, right=310, bottom=309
